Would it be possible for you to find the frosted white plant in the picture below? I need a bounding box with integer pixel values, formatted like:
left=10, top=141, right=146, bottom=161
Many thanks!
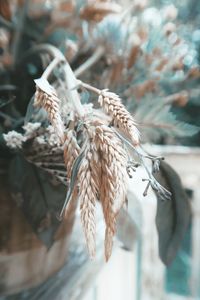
left=3, top=131, right=25, bottom=149
left=23, top=122, right=41, bottom=138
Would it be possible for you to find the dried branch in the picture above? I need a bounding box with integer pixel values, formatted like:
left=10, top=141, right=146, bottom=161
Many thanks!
left=74, top=46, right=105, bottom=77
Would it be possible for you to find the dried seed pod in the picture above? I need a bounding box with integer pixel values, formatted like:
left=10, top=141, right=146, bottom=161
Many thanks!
left=98, top=90, right=140, bottom=146
left=34, top=81, right=65, bottom=143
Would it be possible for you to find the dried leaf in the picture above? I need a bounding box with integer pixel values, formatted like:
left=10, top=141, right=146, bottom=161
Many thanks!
left=8, top=155, right=67, bottom=247
left=59, top=150, right=85, bottom=218
left=155, top=161, right=191, bottom=265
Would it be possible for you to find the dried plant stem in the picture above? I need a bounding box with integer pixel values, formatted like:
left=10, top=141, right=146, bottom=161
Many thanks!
left=63, top=129, right=80, bottom=180
left=42, top=57, right=61, bottom=79
left=74, top=46, right=105, bottom=77
left=62, top=62, right=85, bottom=117
left=22, top=44, right=85, bottom=118
left=114, top=129, right=171, bottom=201
left=79, top=81, right=101, bottom=95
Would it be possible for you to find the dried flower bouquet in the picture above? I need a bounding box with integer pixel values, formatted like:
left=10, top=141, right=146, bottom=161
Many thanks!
left=4, top=44, right=171, bottom=261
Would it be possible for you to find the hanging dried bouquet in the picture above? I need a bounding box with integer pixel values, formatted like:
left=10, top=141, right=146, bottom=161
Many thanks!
left=4, top=45, right=172, bottom=261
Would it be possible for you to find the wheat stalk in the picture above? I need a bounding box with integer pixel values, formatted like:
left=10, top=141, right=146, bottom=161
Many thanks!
left=98, top=90, right=140, bottom=146
left=34, top=85, right=65, bottom=143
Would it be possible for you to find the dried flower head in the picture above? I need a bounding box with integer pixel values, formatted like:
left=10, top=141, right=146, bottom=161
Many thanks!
left=23, top=122, right=41, bottom=138
left=98, top=90, right=140, bottom=146
left=3, top=131, right=25, bottom=149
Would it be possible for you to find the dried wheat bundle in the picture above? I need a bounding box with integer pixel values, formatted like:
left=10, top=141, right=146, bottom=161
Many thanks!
left=98, top=90, right=140, bottom=146
left=63, top=129, right=80, bottom=181
left=94, top=123, right=128, bottom=260
left=76, top=120, right=128, bottom=260
left=34, top=84, right=65, bottom=143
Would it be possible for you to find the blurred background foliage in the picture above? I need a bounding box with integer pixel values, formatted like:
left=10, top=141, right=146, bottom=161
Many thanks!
left=0, top=0, right=199, bottom=151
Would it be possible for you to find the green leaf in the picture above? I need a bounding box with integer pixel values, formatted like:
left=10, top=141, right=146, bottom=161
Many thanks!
left=155, top=161, right=191, bottom=266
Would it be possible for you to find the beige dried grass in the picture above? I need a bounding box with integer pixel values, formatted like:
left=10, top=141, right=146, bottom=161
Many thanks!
left=98, top=90, right=140, bottom=146
left=34, top=86, right=65, bottom=143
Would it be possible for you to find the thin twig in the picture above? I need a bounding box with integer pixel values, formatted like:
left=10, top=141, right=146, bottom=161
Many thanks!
left=79, top=81, right=101, bottom=95
left=22, top=44, right=85, bottom=118
left=12, top=0, right=30, bottom=67
left=42, top=57, right=61, bottom=79
left=74, top=46, right=105, bottom=77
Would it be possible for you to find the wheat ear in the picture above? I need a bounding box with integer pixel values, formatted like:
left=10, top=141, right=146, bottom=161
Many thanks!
left=94, top=124, right=128, bottom=261
left=78, top=141, right=100, bottom=258
left=98, top=90, right=140, bottom=146
left=34, top=86, right=65, bottom=143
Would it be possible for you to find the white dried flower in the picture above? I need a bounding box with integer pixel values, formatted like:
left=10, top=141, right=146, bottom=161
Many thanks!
left=23, top=122, right=41, bottom=138
left=49, top=133, right=61, bottom=146
left=35, top=136, right=46, bottom=145
left=3, top=131, right=25, bottom=149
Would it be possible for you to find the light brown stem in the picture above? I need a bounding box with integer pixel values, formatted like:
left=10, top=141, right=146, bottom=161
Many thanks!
left=74, top=46, right=105, bottom=77
left=79, top=81, right=101, bottom=95
left=42, top=57, right=61, bottom=79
